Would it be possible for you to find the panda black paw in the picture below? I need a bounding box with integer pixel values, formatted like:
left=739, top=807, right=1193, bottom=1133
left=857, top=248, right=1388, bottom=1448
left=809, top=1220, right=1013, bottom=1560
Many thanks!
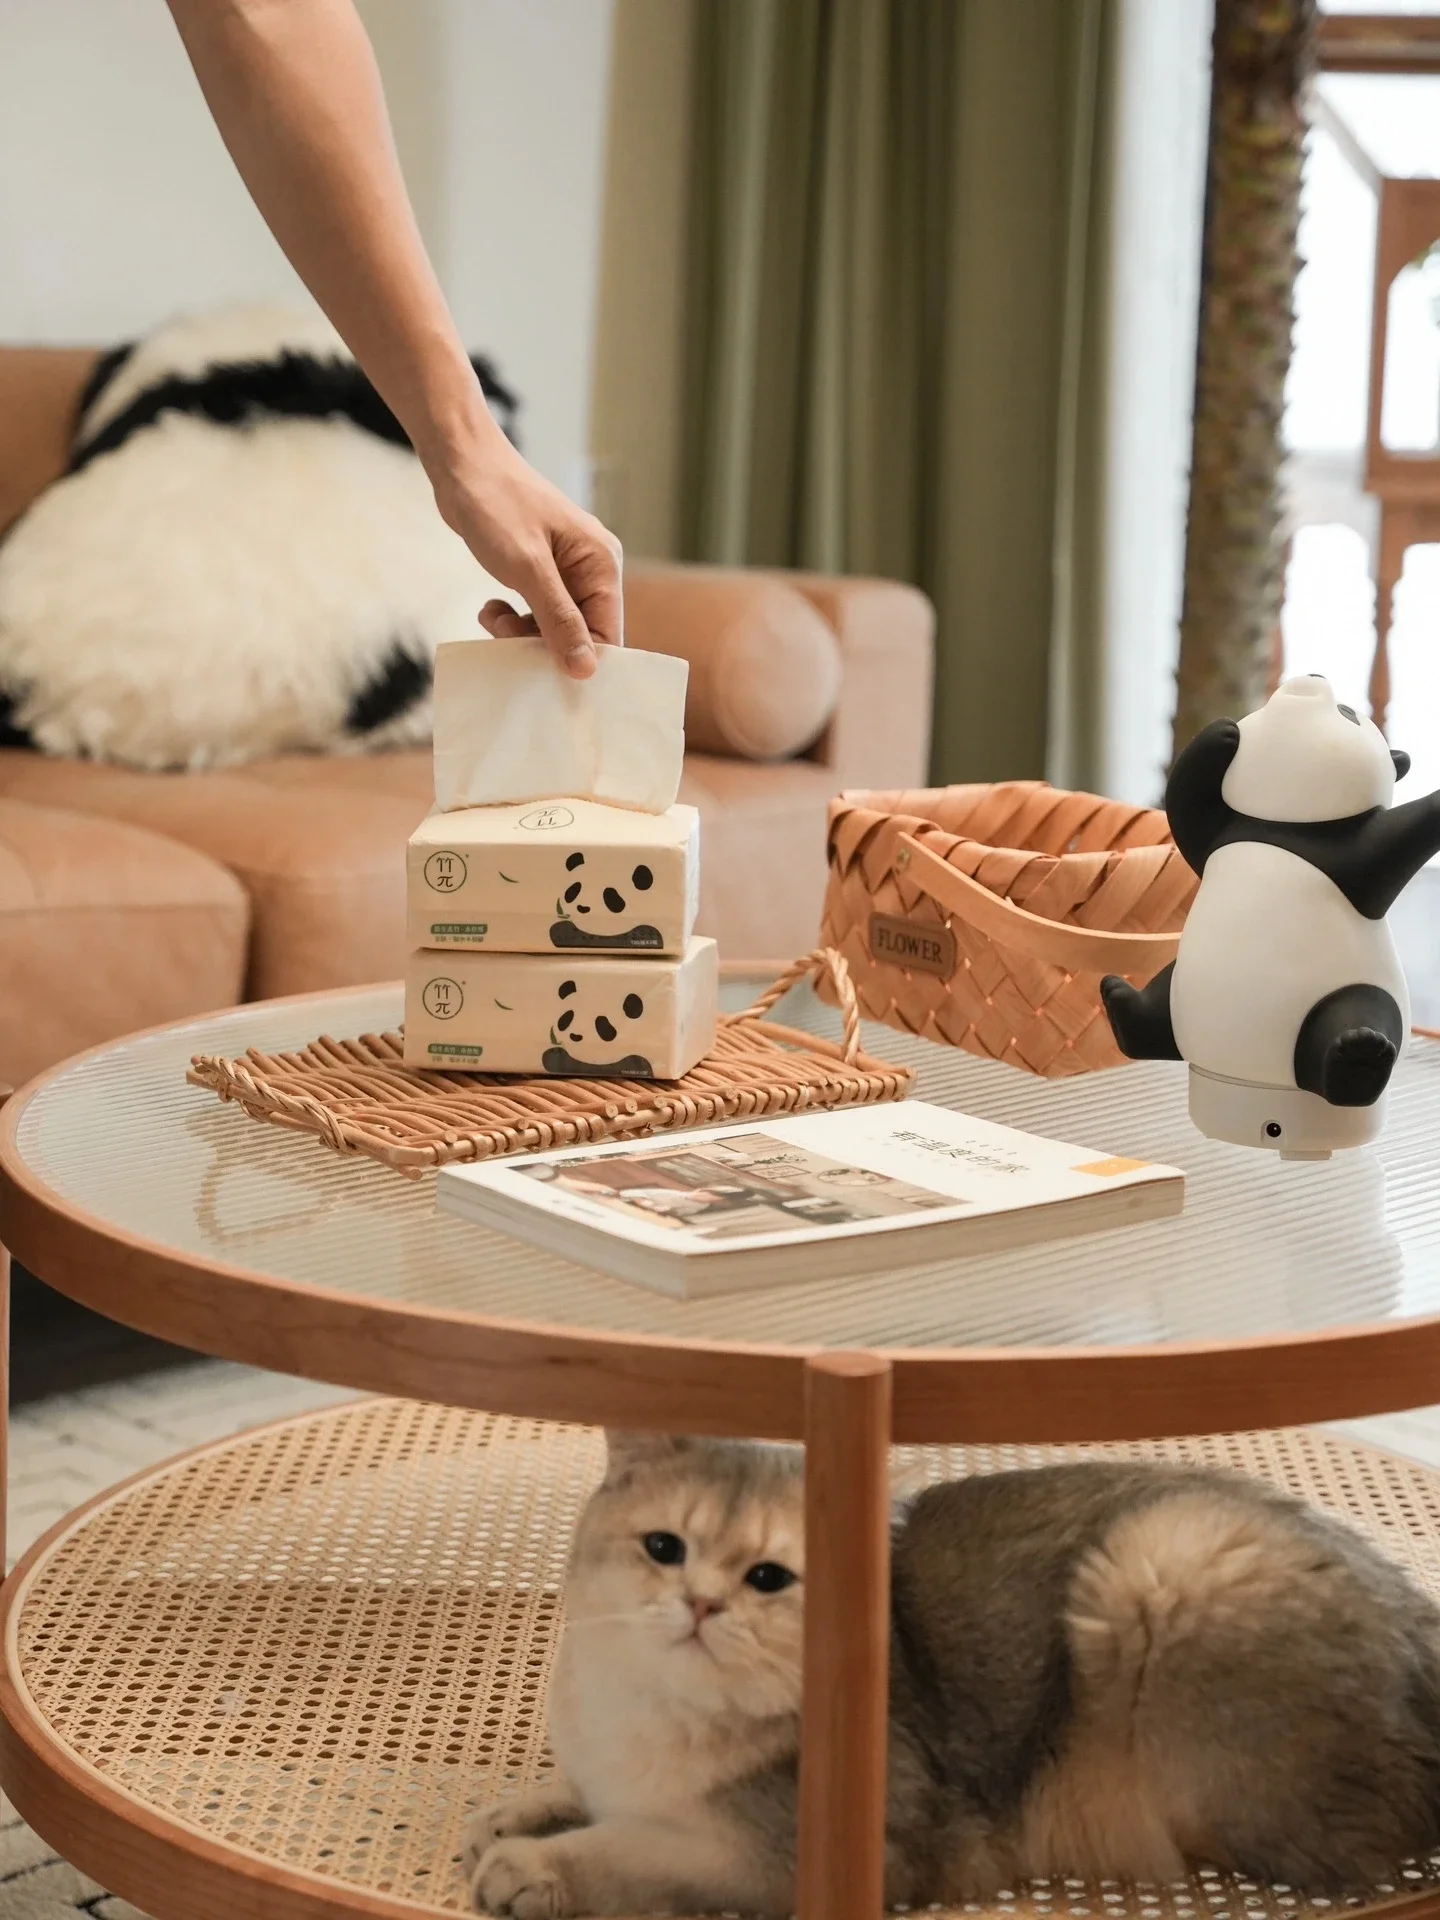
left=1100, top=969, right=1181, bottom=1062
left=1322, top=1027, right=1398, bottom=1107
left=1100, top=973, right=1135, bottom=1020
left=1100, top=976, right=1142, bottom=1057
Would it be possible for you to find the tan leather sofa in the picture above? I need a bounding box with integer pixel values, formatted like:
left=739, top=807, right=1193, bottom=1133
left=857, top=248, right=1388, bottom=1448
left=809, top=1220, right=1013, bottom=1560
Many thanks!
left=0, top=347, right=935, bottom=1088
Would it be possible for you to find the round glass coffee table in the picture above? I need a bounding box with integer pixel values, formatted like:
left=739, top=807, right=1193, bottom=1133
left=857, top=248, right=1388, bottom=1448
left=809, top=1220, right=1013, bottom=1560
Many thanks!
left=5, top=978, right=1440, bottom=1920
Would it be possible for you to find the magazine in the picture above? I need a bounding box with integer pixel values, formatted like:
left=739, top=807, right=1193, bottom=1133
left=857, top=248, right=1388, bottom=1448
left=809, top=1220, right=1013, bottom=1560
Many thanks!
left=436, top=1100, right=1184, bottom=1299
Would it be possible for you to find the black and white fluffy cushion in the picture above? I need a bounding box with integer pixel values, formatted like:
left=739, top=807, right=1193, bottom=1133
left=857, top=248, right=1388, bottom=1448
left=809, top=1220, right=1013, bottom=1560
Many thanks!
left=0, top=304, right=513, bottom=769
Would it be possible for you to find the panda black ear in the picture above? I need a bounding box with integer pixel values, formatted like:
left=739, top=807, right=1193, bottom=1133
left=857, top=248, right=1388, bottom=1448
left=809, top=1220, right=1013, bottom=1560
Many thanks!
left=1392, top=749, right=1412, bottom=781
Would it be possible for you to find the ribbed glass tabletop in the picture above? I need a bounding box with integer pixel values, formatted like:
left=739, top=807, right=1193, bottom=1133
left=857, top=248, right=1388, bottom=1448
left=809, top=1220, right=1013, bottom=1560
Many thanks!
left=11, top=981, right=1440, bottom=1354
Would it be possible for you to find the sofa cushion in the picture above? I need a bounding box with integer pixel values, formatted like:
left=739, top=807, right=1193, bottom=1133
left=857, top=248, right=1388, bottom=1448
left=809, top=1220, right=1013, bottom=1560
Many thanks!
left=245, top=748, right=838, bottom=962
left=239, top=748, right=436, bottom=804
left=677, top=753, right=836, bottom=961
left=0, top=798, right=248, bottom=1088
left=246, top=749, right=839, bottom=964
left=0, top=752, right=427, bottom=1000
left=0, top=743, right=838, bottom=1000
left=258, top=749, right=838, bottom=962
left=625, top=566, right=842, bottom=762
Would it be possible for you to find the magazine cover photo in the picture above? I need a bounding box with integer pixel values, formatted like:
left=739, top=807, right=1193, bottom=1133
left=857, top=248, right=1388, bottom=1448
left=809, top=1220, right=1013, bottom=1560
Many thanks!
left=516, top=1132, right=963, bottom=1240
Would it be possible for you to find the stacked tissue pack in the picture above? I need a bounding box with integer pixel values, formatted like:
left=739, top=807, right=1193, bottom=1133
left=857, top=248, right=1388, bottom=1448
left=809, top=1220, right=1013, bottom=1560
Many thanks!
left=403, top=638, right=718, bottom=1079
left=407, top=798, right=700, bottom=955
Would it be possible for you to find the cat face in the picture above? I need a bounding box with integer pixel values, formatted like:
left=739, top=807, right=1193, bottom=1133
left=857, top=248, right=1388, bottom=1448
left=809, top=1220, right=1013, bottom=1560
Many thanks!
left=564, top=1432, right=805, bottom=1720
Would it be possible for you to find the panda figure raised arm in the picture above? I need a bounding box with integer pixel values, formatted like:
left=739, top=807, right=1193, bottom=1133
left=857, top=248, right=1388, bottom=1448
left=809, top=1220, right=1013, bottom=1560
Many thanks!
left=1101, top=676, right=1440, bottom=1159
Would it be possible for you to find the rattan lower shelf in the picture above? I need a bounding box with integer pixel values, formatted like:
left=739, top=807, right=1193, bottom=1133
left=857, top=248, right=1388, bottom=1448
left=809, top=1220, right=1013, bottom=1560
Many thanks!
left=6, top=1399, right=1440, bottom=1920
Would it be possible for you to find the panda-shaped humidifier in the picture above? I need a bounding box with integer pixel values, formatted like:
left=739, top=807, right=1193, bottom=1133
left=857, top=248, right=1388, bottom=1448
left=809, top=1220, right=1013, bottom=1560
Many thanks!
left=1101, top=675, right=1440, bottom=1160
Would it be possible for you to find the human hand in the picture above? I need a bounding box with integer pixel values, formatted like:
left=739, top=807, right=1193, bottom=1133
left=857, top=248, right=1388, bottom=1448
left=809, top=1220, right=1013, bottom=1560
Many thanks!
left=430, top=432, right=623, bottom=681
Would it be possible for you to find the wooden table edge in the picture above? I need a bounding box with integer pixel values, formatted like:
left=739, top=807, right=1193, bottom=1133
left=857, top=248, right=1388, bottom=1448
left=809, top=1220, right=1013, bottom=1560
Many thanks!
left=10, top=1084, right=1440, bottom=1440
left=8, top=992, right=1440, bottom=1444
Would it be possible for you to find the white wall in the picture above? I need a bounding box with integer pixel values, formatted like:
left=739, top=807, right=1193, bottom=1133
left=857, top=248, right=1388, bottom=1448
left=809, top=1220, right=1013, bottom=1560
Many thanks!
left=0, top=0, right=614, bottom=495
left=440, top=2, right=613, bottom=502
left=0, top=0, right=308, bottom=337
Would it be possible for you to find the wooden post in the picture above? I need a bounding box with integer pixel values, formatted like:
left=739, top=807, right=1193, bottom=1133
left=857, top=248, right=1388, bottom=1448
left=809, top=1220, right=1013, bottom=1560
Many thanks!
left=1, top=1084, right=11, bottom=1577
left=1371, top=503, right=1409, bottom=740
left=797, top=1352, right=893, bottom=1920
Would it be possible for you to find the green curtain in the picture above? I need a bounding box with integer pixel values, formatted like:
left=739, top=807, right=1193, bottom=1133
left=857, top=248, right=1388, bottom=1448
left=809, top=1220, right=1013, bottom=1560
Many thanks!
left=679, top=0, right=1115, bottom=786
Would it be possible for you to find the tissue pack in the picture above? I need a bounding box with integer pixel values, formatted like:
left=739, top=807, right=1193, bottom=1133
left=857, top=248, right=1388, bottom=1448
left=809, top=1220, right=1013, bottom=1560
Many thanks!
left=404, top=936, right=719, bottom=1079
left=407, top=799, right=700, bottom=955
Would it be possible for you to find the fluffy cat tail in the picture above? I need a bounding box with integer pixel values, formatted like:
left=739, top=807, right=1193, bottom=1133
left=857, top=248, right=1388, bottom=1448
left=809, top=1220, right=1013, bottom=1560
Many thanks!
left=1058, top=1484, right=1440, bottom=1890
left=1062, top=1487, right=1280, bottom=1718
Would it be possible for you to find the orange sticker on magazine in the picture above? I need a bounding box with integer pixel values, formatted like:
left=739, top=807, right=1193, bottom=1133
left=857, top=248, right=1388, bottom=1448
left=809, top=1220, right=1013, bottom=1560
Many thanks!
left=1075, top=1157, right=1150, bottom=1178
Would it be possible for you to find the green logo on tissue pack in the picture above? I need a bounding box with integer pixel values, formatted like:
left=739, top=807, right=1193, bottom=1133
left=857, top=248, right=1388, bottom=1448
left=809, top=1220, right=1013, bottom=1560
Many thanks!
left=422, top=978, right=463, bottom=1020
left=519, top=805, right=575, bottom=832
left=424, top=851, right=467, bottom=892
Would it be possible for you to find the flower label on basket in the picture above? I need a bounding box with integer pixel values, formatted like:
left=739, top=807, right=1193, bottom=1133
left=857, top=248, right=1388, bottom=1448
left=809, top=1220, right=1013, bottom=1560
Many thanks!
left=403, top=936, right=719, bottom=1080
left=436, top=1099, right=1184, bottom=1299
left=407, top=799, right=699, bottom=956
left=869, top=913, right=957, bottom=979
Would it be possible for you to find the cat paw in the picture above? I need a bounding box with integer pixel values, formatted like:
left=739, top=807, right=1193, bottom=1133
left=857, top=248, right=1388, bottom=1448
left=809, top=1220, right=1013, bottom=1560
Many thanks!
left=471, top=1837, right=568, bottom=1918
left=461, top=1790, right=581, bottom=1874
left=462, top=1804, right=536, bottom=1873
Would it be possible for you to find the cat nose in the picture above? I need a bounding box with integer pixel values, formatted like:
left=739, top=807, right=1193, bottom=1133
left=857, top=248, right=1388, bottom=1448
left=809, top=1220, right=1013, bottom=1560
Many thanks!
left=690, top=1596, right=724, bottom=1625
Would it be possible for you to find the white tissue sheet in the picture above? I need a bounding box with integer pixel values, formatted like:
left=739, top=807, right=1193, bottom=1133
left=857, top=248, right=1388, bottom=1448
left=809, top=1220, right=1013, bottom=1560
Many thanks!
left=432, top=637, right=689, bottom=816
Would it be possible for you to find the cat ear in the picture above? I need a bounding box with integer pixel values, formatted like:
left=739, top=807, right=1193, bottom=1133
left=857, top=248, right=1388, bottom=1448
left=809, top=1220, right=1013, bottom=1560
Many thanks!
left=603, top=1431, right=688, bottom=1483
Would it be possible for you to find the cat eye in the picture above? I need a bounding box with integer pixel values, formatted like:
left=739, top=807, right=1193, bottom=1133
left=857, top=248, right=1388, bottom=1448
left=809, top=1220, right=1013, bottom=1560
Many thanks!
left=744, top=1561, right=797, bottom=1594
left=642, top=1530, right=686, bottom=1566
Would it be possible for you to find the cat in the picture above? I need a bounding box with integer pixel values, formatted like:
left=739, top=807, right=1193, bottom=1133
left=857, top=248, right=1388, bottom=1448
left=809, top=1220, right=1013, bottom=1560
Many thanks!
left=462, top=1431, right=1440, bottom=1918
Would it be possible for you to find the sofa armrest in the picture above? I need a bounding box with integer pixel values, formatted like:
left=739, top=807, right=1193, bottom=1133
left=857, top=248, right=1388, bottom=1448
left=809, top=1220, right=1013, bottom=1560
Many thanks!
left=624, top=561, right=934, bottom=789
left=0, top=347, right=103, bottom=540
left=623, top=563, right=842, bottom=763
left=762, top=570, right=935, bottom=790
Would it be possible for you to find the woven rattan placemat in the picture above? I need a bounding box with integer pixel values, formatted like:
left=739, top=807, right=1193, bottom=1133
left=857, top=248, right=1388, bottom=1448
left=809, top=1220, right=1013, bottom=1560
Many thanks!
left=187, top=950, right=912, bottom=1175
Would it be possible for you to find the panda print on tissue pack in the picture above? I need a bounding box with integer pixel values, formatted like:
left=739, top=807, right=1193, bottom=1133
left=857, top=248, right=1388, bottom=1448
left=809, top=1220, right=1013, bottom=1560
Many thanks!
left=543, top=976, right=653, bottom=1078
left=1102, top=675, right=1440, bottom=1157
left=551, top=852, right=663, bottom=950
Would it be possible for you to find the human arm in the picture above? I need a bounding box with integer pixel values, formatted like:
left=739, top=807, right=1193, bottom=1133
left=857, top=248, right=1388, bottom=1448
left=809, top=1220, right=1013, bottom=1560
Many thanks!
left=163, top=0, right=620, bottom=675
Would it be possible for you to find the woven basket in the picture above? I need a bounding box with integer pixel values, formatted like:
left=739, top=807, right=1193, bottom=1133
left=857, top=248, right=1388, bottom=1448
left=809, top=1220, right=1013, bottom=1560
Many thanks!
left=820, top=782, right=1198, bottom=1079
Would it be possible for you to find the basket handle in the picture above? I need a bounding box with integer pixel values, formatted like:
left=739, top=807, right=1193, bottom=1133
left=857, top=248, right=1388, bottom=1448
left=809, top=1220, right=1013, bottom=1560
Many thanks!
left=737, top=947, right=863, bottom=1064
left=895, top=834, right=1181, bottom=978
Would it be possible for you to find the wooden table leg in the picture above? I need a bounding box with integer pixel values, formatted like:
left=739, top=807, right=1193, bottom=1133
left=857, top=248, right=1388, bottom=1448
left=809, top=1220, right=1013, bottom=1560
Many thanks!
left=1, top=1084, right=11, bottom=1577
left=798, top=1352, right=893, bottom=1920
left=0, top=1234, right=8, bottom=1577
